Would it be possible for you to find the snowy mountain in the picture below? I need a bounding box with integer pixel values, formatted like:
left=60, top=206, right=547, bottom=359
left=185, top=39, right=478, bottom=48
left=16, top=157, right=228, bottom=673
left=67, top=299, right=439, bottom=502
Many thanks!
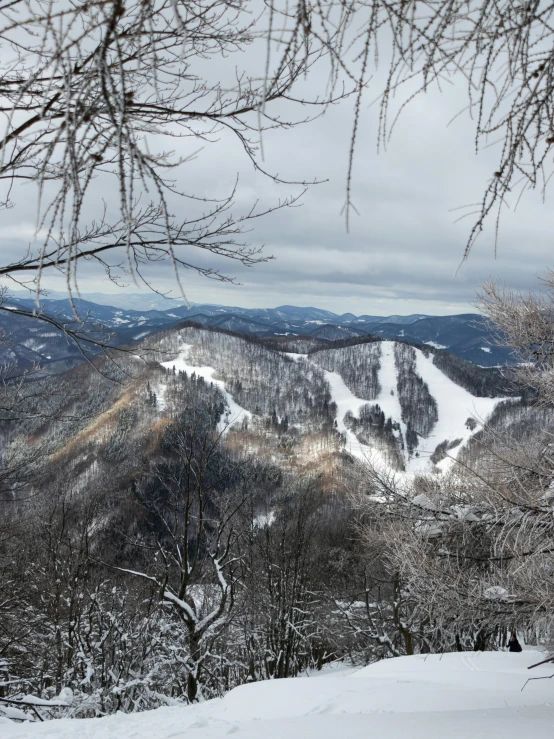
left=0, top=325, right=516, bottom=492
left=309, top=340, right=509, bottom=474
left=0, top=295, right=514, bottom=373
left=138, top=327, right=514, bottom=476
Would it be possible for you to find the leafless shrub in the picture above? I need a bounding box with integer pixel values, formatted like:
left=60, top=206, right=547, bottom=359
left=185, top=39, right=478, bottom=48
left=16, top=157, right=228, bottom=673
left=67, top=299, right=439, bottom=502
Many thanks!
left=478, top=274, right=554, bottom=404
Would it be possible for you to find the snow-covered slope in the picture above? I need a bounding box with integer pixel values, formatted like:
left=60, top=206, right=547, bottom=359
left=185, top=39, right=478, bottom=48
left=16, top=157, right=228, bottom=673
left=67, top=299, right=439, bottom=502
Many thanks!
left=311, top=340, right=510, bottom=474
left=4, top=651, right=554, bottom=738
left=409, top=345, right=503, bottom=472
left=160, top=347, right=251, bottom=434
left=151, top=333, right=511, bottom=475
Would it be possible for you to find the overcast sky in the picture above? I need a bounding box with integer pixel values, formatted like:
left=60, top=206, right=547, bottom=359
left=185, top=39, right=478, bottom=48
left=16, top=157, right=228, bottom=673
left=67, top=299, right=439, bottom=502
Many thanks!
left=1, top=46, right=552, bottom=317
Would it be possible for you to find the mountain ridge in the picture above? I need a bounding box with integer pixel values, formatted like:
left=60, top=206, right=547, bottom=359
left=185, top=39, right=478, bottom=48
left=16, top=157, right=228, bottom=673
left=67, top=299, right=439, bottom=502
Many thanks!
left=0, top=294, right=515, bottom=372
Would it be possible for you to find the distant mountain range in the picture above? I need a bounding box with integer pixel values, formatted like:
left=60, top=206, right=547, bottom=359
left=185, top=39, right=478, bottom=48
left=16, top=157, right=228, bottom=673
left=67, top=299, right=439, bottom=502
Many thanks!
left=0, top=293, right=516, bottom=373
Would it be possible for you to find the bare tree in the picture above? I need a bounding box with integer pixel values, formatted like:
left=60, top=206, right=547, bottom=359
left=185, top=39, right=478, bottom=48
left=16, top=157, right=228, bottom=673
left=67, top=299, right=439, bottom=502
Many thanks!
left=2, top=0, right=553, bottom=310
left=352, top=432, right=554, bottom=655
left=478, top=274, right=554, bottom=403
left=119, top=414, right=251, bottom=702
left=0, top=0, right=351, bottom=307
left=242, top=479, right=325, bottom=680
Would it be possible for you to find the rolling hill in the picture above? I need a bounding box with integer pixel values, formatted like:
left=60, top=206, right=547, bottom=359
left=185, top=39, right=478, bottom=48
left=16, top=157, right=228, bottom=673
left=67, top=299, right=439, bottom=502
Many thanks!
left=0, top=294, right=515, bottom=374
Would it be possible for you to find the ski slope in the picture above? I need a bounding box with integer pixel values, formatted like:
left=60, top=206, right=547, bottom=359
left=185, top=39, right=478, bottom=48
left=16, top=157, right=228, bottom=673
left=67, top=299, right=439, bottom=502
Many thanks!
left=323, top=368, right=377, bottom=461
left=409, top=346, right=507, bottom=472
left=374, top=341, right=405, bottom=423
left=161, top=338, right=510, bottom=474
left=320, top=341, right=510, bottom=475
left=4, top=651, right=554, bottom=738
left=161, top=346, right=251, bottom=434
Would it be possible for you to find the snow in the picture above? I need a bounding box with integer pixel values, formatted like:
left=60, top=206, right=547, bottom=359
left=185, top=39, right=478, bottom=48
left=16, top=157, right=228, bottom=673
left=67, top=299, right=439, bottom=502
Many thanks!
left=374, top=341, right=406, bottom=434
left=411, top=493, right=437, bottom=510
left=321, top=348, right=406, bottom=474
left=253, top=510, right=276, bottom=528
left=154, top=337, right=508, bottom=477
left=409, top=347, right=507, bottom=473
left=4, top=651, right=554, bottom=738
left=1, top=705, right=30, bottom=722
left=323, top=368, right=388, bottom=466
left=161, top=346, right=251, bottom=434
left=484, top=586, right=513, bottom=601
left=317, top=341, right=508, bottom=476
left=425, top=341, right=447, bottom=349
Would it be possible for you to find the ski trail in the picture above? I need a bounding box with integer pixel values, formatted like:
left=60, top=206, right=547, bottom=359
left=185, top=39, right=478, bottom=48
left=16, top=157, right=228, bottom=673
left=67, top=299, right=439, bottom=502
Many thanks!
left=324, top=371, right=377, bottom=463
left=408, top=348, right=512, bottom=473
left=321, top=369, right=393, bottom=472
left=374, top=341, right=408, bottom=464
left=161, top=346, right=251, bottom=435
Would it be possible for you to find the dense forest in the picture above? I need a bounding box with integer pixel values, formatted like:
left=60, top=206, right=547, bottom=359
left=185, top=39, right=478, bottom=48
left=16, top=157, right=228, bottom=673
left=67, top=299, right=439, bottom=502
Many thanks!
left=310, top=341, right=382, bottom=399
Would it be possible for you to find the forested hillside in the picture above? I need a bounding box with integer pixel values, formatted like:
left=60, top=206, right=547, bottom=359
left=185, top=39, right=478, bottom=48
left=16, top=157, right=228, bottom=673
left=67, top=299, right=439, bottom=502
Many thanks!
left=3, top=0, right=554, bottom=729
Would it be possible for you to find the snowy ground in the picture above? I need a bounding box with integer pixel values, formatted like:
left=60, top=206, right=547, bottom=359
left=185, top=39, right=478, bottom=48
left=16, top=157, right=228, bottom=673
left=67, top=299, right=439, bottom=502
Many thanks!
left=4, top=651, right=554, bottom=738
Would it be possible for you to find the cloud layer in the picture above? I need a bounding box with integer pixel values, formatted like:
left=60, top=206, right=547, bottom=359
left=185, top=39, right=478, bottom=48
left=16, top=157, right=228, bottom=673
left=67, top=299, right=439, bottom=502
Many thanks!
left=1, top=62, right=551, bottom=316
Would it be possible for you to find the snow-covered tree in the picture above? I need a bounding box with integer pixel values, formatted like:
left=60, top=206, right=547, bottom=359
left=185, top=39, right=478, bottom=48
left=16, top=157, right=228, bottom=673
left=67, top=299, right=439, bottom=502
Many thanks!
left=121, top=416, right=252, bottom=701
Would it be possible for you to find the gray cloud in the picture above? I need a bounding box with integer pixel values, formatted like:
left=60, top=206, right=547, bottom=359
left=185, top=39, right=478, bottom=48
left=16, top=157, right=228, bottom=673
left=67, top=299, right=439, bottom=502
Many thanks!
left=0, top=64, right=551, bottom=316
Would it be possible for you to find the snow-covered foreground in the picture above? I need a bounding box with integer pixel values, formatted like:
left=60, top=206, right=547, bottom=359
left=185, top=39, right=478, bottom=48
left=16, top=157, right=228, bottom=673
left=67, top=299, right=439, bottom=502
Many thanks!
left=4, top=652, right=554, bottom=738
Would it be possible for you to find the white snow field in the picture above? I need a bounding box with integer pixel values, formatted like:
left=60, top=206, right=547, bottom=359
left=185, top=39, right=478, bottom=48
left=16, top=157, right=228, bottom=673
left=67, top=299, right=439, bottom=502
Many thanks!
left=316, top=344, right=407, bottom=469
left=409, top=344, right=507, bottom=473
left=4, top=651, right=554, bottom=739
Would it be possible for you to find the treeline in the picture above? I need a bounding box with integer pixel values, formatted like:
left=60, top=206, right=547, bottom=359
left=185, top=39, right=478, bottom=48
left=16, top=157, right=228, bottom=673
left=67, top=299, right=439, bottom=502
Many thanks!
left=260, top=336, right=327, bottom=353
left=431, top=349, right=515, bottom=397
left=459, top=397, right=554, bottom=470
left=394, top=343, right=438, bottom=440
left=311, top=342, right=382, bottom=400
